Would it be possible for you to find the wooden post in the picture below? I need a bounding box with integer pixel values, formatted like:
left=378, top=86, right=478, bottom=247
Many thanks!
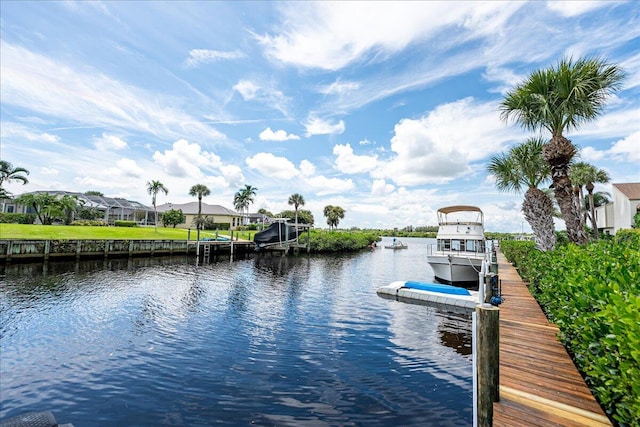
left=76, top=240, right=82, bottom=259
left=44, top=240, right=50, bottom=261
left=476, top=303, right=500, bottom=427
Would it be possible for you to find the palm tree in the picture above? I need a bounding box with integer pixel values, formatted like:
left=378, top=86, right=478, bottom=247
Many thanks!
left=570, top=162, right=610, bottom=239
left=189, top=184, right=211, bottom=229
left=0, top=160, right=30, bottom=197
left=323, top=205, right=345, bottom=230
left=487, top=137, right=556, bottom=251
left=233, top=185, right=257, bottom=225
left=500, top=57, right=625, bottom=245
left=288, top=193, right=305, bottom=224
left=146, top=180, right=168, bottom=231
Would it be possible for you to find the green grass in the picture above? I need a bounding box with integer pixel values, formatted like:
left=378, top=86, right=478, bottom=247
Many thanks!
left=0, top=224, right=242, bottom=240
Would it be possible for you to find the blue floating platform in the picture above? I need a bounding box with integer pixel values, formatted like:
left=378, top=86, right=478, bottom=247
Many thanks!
left=376, top=281, right=479, bottom=310
left=404, top=281, right=471, bottom=296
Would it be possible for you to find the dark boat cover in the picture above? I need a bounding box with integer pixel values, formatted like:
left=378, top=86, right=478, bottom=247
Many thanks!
left=254, top=222, right=298, bottom=249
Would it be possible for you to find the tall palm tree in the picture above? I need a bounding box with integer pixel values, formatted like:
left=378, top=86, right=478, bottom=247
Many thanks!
left=570, top=162, right=610, bottom=239
left=0, top=160, right=30, bottom=197
left=146, top=180, right=168, bottom=231
left=323, top=205, right=345, bottom=230
left=500, top=57, right=625, bottom=245
left=487, top=137, right=556, bottom=251
left=233, top=185, right=257, bottom=225
left=189, top=184, right=211, bottom=229
left=288, top=193, right=305, bottom=224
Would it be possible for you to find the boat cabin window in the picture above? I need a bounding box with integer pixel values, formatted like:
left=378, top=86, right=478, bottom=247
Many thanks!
left=437, top=239, right=451, bottom=251
left=465, top=240, right=485, bottom=253
left=451, top=239, right=465, bottom=251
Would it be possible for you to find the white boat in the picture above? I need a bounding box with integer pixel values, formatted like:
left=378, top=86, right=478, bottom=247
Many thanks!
left=427, top=205, right=487, bottom=285
left=384, top=240, right=408, bottom=249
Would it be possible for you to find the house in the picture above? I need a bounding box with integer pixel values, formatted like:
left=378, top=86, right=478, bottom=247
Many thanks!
left=156, top=202, right=242, bottom=229
left=594, top=183, right=640, bottom=235
left=2, top=190, right=154, bottom=224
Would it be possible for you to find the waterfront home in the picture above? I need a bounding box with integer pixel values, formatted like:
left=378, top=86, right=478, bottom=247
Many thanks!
left=156, top=201, right=243, bottom=230
left=594, top=182, right=640, bottom=235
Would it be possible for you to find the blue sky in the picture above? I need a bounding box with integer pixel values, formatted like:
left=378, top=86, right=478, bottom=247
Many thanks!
left=1, top=1, right=638, bottom=232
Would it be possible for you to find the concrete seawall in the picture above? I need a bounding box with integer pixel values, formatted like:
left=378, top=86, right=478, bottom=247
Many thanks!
left=0, top=239, right=255, bottom=262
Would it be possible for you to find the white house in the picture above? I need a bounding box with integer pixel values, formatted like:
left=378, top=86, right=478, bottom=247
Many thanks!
left=594, top=183, right=640, bottom=235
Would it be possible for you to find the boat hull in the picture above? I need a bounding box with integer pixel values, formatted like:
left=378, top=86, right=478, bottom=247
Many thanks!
left=427, top=254, right=483, bottom=285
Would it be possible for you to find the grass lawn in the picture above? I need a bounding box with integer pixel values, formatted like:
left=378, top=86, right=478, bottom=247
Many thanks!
left=0, top=224, right=248, bottom=241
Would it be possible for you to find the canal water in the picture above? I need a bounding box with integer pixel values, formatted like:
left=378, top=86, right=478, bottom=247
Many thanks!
left=0, top=237, right=473, bottom=426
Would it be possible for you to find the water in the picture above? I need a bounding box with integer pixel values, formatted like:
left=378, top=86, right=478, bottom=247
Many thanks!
left=0, top=237, right=473, bottom=426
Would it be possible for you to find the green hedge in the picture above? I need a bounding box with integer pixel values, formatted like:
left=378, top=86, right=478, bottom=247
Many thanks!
left=71, top=220, right=108, bottom=226
left=0, top=213, right=36, bottom=224
left=114, top=220, right=137, bottom=227
left=501, top=233, right=640, bottom=426
left=300, top=229, right=380, bottom=252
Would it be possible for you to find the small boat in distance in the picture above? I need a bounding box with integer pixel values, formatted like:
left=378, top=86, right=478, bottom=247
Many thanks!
left=253, top=220, right=299, bottom=250
left=384, top=239, right=408, bottom=250
left=427, top=205, right=486, bottom=286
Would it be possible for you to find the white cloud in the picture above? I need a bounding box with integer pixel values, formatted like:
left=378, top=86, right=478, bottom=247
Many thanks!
left=304, top=175, right=355, bottom=196
left=246, top=152, right=300, bottom=180
left=94, top=133, right=128, bottom=151
left=0, top=41, right=226, bottom=143
left=333, top=143, right=378, bottom=174
left=233, top=80, right=260, bottom=100
left=256, top=2, right=520, bottom=71
left=0, top=122, right=61, bottom=144
left=184, top=49, right=244, bottom=68
left=545, top=1, right=611, bottom=17
left=609, top=131, right=640, bottom=162
left=371, top=179, right=395, bottom=196
left=259, top=127, right=300, bottom=141
left=318, top=80, right=360, bottom=95
left=382, top=97, right=518, bottom=185
left=573, top=108, right=640, bottom=140
left=220, top=164, right=245, bottom=188
left=40, top=167, right=59, bottom=176
left=115, top=158, right=143, bottom=178
left=232, top=79, right=290, bottom=116
left=153, top=139, right=222, bottom=177
left=299, top=160, right=315, bottom=176
left=303, top=116, right=345, bottom=137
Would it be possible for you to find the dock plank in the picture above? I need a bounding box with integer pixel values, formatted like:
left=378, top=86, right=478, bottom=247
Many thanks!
left=492, top=249, right=611, bottom=426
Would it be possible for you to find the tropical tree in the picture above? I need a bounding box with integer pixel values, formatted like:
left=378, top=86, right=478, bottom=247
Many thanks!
left=323, top=205, right=345, bottom=230
left=189, top=184, right=211, bottom=229
left=570, top=162, right=610, bottom=239
left=146, top=180, right=168, bottom=231
left=14, top=192, right=78, bottom=225
left=500, top=57, right=625, bottom=245
left=233, top=184, right=257, bottom=225
left=288, top=193, right=305, bottom=224
left=487, top=137, right=556, bottom=251
left=278, top=209, right=314, bottom=225
left=0, top=160, right=30, bottom=198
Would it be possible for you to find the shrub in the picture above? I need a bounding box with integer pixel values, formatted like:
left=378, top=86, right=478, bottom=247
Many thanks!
left=71, top=220, right=107, bottom=226
left=501, top=238, right=640, bottom=425
left=114, top=220, right=137, bottom=227
left=0, top=213, right=36, bottom=224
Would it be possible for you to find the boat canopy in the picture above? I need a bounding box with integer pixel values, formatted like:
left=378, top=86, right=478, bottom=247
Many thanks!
left=437, top=205, right=482, bottom=214
left=436, top=205, right=483, bottom=226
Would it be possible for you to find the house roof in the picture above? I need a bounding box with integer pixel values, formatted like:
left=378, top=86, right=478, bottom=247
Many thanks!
left=613, top=183, right=640, bottom=200
left=15, top=190, right=152, bottom=211
left=156, top=201, right=240, bottom=216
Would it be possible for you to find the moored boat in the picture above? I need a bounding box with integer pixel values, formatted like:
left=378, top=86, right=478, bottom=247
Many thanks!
left=253, top=220, right=299, bottom=250
left=384, top=240, right=408, bottom=249
left=426, top=205, right=487, bottom=286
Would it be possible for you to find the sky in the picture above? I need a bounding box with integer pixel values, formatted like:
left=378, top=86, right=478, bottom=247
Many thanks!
left=1, top=1, right=639, bottom=232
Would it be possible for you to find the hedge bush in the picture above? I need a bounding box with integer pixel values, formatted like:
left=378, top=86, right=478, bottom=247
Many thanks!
left=0, top=213, right=36, bottom=224
left=71, top=220, right=108, bottom=226
left=501, top=234, right=640, bottom=426
left=114, top=220, right=137, bottom=227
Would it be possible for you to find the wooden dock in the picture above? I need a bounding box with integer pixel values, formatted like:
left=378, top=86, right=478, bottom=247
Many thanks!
left=492, top=249, right=611, bottom=427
